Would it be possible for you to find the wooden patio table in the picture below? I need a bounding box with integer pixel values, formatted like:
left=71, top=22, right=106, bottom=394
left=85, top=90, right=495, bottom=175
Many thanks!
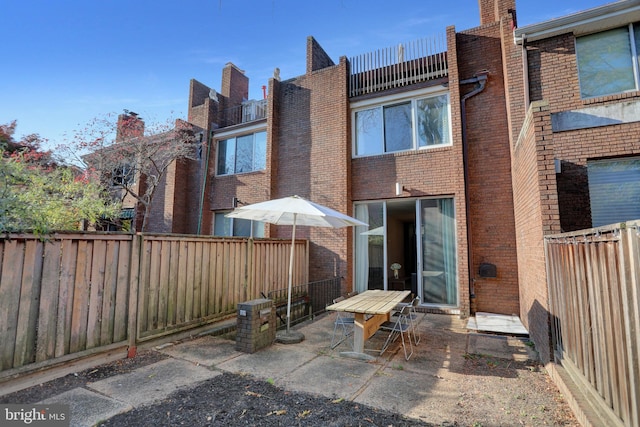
left=326, top=290, right=410, bottom=359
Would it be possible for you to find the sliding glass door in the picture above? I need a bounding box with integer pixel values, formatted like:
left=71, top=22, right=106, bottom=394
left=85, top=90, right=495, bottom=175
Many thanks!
left=354, top=198, right=457, bottom=307
left=418, top=198, right=457, bottom=305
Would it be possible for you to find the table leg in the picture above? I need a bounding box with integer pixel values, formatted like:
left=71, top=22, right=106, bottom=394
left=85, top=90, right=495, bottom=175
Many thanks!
left=353, top=313, right=366, bottom=353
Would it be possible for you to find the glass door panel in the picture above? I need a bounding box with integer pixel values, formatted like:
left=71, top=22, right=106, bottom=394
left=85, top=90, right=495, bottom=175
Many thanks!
left=419, top=198, right=457, bottom=305
left=354, top=202, right=385, bottom=292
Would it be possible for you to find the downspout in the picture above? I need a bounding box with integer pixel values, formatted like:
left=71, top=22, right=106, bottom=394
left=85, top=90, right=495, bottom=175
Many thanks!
left=521, top=34, right=530, bottom=109
left=460, top=71, right=488, bottom=315
left=196, top=131, right=211, bottom=235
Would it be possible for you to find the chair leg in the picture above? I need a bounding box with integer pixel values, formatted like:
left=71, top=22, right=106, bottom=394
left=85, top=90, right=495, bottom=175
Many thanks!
left=331, top=315, right=353, bottom=349
left=399, top=329, right=414, bottom=360
left=380, top=328, right=399, bottom=355
left=411, top=316, right=421, bottom=345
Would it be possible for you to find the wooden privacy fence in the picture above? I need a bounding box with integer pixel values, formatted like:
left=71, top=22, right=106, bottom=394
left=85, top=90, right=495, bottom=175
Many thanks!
left=0, top=232, right=308, bottom=379
left=545, top=221, right=640, bottom=427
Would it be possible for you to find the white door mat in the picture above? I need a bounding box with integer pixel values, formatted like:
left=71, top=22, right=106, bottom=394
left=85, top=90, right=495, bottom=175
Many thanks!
left=466, top=312, right=529, bottom=335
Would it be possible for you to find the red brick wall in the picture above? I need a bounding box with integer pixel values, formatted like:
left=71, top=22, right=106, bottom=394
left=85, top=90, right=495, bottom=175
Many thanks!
left=456, top=21, right=519, bottom=315
left=273, top=57, right=352, bottom=285
left=511, top=101, right=560, bottom=363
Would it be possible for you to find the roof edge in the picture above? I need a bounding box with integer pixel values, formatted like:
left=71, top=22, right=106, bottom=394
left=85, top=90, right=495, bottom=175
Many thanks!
left=514, top=1, right=640, bottom=44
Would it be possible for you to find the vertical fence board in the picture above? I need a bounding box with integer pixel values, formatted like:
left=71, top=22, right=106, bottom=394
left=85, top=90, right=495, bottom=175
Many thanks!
left=86, top=240, right=107, bottom=349
left=147, top=240, right=161, bottom=332
left=114, top=239, right=130, bottom=343
left=586, top=242, right=606, bottom=398
left=157, top=240, right=171, bottom=330
left=167, top=241, right=179, bottom=326
left=127, top=234, right=141, bottom=350
left=184, top=242, right=196, bottom=322
left=184, top=241, right=195, bottom=322
left=137, top=240, right=151, bottom=335
left=36, top=241, right=62, bottom=362
left=69, top=240, right=91, bottom=353
left=0, top=240, right=23, bottom=370
left=624, top=228, right=640, bottom=427
left=100, top=240, right=118, bottom=346
left=200, top=242, right=210, bottom=317
left=193, top=240, right=201, bottom=316
left=607, top=241, right=629, bottom=421
left=176, top=241, right=188, bottom=324
left=14, top=240, right=44, bottom=368
left=56, top=239, right=77, bottom=357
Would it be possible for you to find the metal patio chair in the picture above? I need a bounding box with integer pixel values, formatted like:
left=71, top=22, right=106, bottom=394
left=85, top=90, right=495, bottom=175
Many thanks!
left=379, top=304, right=414, bottom=360
left=330, top=296, right=355, bottom=349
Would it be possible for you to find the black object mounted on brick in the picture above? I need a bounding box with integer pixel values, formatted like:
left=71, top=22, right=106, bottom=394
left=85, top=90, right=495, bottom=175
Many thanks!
left=479, top=262, right=497, bottom=278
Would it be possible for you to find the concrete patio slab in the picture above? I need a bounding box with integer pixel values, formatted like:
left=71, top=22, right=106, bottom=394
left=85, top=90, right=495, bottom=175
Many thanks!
left=278, top=353, right=382, bottom=399
left=467, top=333, right=537, bottom=361
left=86, top=358, right=220, bottom=407
left=157, top=335, right=242, bottom=367
left=38, top=387, right=131, bottom=427
left=216, top=342, right=318, bottom=381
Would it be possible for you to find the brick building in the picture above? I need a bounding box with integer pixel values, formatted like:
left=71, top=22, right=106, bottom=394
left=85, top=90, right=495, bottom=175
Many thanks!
left=143, top=0, right=639, bottom=371
left=183, top=0, right=522, bottom=323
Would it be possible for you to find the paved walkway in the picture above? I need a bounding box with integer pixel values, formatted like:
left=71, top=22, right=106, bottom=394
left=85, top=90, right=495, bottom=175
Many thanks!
left=37, top=313, right=538, bottom=427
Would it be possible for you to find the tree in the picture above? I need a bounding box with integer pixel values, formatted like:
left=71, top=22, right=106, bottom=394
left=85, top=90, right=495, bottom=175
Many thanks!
left=59, top=112, right=202, bottom=232
left=0, top=122, right=119, bottom=233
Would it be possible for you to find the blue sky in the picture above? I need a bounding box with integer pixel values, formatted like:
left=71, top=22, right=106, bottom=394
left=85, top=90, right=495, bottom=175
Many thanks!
left=2, top=0, right=613, bottom=151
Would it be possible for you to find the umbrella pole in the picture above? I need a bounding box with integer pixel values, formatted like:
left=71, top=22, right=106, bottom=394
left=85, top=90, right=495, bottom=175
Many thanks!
left=286, top=214, right=297, bottom=334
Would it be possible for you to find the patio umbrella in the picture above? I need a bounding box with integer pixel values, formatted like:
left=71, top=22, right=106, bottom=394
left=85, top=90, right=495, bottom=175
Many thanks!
left=226, top=195, right=368, bottom=338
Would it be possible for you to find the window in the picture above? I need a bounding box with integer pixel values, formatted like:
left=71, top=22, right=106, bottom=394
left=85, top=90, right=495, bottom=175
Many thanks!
left=214, top=212, right=264, bottom=237
left=216, top=131, right=266, bottom=175
left=112, top=164, right=134, bottom=187
left=588, top=157, right=640, bottom=227
left=576, top=23, right=640, bottom=98
left=354, top=92, right=450, bottom=157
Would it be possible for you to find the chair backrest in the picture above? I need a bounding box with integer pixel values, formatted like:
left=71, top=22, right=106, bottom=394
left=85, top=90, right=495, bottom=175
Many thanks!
left=333, top=296, right=346, bottom=304
left=412, top=296, right=420, bottom=307
left=400, top=305, right=412, bottom=316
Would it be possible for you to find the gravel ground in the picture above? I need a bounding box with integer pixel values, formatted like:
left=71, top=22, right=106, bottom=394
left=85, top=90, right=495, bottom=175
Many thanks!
left=1, top=345, right=579, bottom=427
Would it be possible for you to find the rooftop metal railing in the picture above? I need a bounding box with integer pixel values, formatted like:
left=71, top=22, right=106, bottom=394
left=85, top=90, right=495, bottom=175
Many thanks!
left=221, top=98, right=268, bottom=127
left=349, top=35, right=448, bottom=98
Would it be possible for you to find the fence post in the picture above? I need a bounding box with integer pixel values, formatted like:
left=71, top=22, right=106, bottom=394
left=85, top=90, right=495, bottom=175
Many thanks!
left=127, top=233, right=141, bottom=358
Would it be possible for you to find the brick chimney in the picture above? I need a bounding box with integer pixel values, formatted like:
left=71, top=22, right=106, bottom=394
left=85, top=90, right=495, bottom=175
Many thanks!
left=477, top=0, right=516, bottom=26
left=116, top=111, right=145, bottom=142
left=221, top=62, right=249, bottom=107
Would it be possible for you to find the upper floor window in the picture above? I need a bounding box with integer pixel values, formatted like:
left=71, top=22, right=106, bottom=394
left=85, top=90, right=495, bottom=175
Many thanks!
left=576, top=23, right=640, bottom=98
left=217, top=131, right=266, bottom=175
left=353, top=92, right=451, bottom=157
left=112, top=164, right=134, bottom=187
left=214, top=212, right=265, bottom=237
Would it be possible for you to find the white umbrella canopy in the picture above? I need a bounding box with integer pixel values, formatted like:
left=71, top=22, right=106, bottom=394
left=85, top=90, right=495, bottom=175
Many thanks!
left=225, top=195, right=367, bottom=228
left=226, top=195, right=367, bottom=336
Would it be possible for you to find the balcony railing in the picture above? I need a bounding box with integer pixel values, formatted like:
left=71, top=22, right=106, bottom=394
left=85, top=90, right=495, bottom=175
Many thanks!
left=221, top=99, right=268, bottom=127
left=349, top=35, right=448, bottom=98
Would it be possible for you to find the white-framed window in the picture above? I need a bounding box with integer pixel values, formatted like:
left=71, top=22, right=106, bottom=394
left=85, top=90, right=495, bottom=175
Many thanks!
left=214, top=212, right=265, bottom=238
left=588, top=156, right=640, bottom=227
left=576, top=23, right=640, bottom=98
left=353, top=89, right=451, bottom=157
left=216, top=130, right=266, bottom=175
